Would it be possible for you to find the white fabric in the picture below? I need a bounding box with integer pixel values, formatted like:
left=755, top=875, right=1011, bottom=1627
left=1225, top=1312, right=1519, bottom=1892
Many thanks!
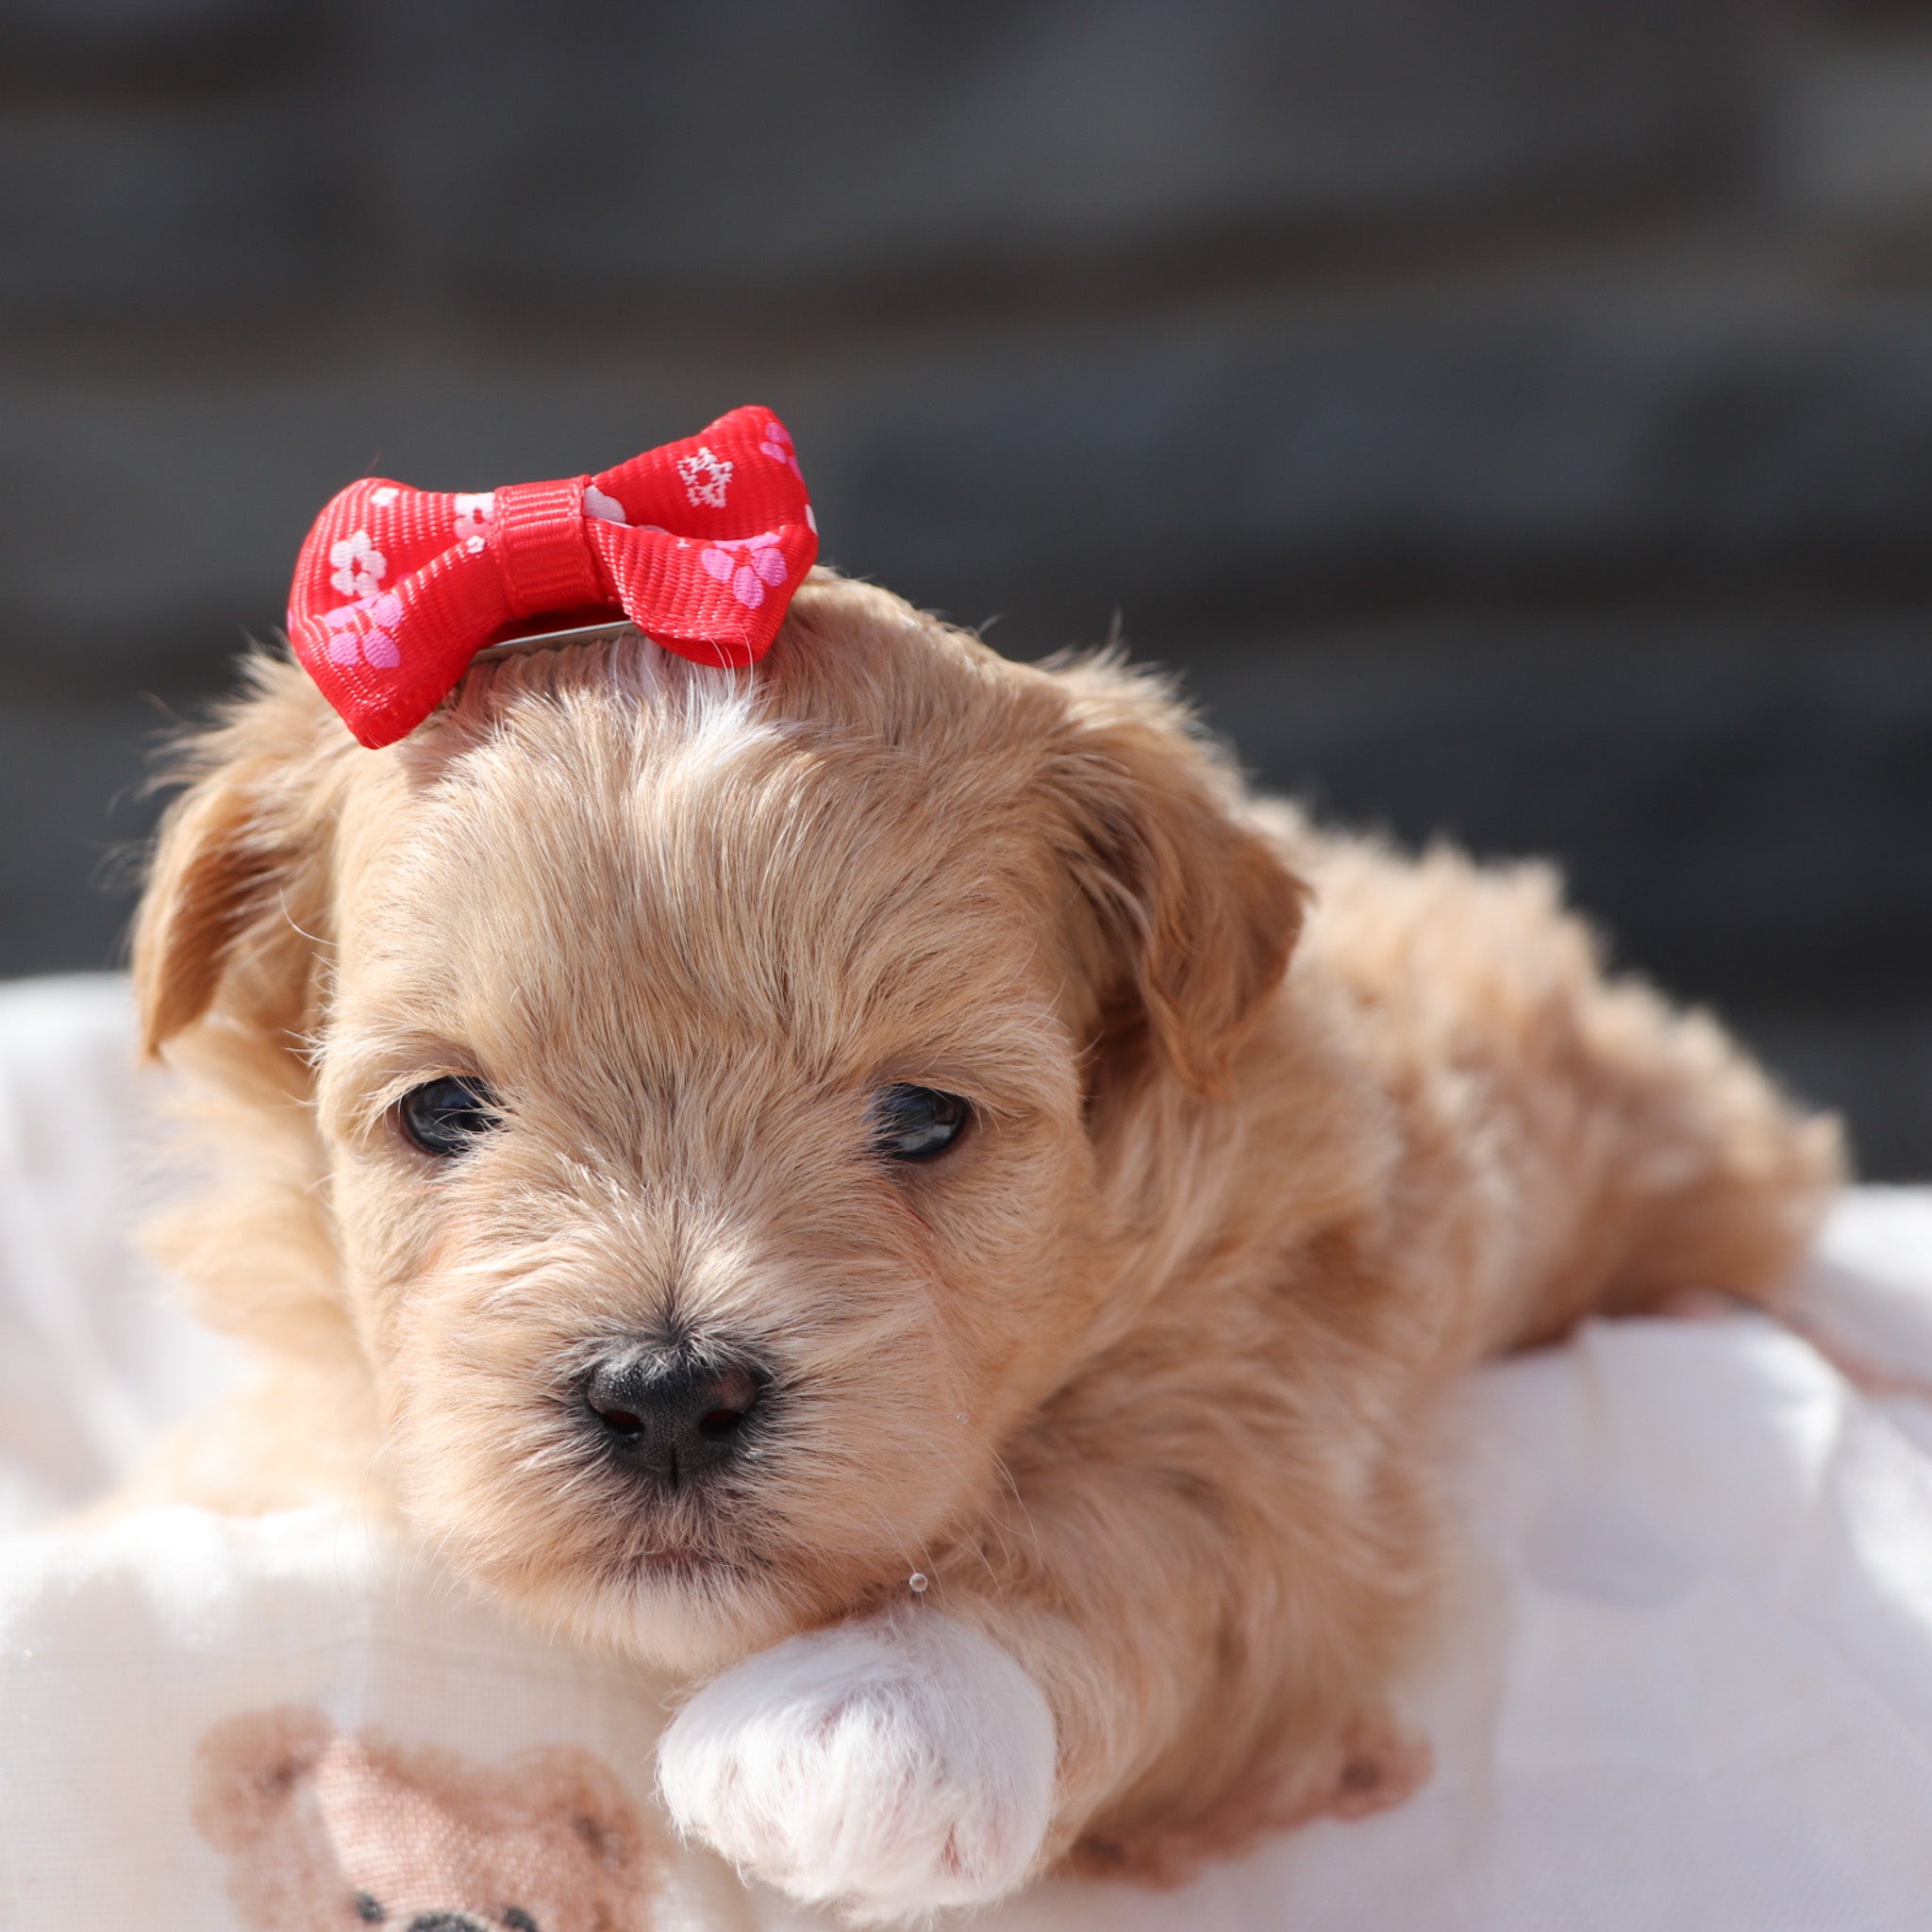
left=0, top=975, right=234, bottom=1532
left=3, top=974, right=1931, bottom=1927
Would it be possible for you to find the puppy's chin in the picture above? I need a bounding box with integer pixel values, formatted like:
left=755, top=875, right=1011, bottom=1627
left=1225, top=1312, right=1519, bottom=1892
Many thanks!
left=489, top=1548, right=809, bottom=1677
left=391, top=1442, right=832, bottom=1675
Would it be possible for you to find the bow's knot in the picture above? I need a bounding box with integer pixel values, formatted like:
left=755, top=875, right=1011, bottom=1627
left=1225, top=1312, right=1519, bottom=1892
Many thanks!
left=287, top=407, right=817, bottom=748
left=491, top=476, right=606, bottom=620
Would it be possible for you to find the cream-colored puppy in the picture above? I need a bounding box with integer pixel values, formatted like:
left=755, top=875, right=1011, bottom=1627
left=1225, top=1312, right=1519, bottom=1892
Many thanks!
left=130, top=573, right=1839, bottom=1918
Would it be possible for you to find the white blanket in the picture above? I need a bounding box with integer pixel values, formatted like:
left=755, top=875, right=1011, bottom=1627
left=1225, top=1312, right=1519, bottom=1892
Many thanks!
left=4, top=975, right=1931, bottom=1929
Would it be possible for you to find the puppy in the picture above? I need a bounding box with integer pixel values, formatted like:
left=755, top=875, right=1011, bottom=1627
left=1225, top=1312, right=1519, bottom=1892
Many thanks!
left=129, top=571, right=1840, bottom=1918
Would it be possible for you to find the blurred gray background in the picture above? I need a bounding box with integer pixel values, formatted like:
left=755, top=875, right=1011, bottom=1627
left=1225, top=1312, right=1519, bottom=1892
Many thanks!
left=3, top=0, right=1930, bottom=1174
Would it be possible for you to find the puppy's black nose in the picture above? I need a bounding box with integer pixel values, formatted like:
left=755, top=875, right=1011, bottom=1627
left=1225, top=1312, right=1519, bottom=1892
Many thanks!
left=582, top=1346, right=765, bottom=1486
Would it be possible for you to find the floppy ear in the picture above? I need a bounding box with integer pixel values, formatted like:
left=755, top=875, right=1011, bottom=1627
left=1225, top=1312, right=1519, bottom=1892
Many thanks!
left=190, top=1705, right=337, bottom=1853
left=1044, top=661, right=1306, bottom=1097
left=133, top=654, right=350, bottom=1063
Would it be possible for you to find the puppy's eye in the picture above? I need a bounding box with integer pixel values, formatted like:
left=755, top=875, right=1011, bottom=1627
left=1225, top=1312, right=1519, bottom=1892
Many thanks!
left=871, top=1084, right=970, bottom=1161
left=353, top=1895, right=386, bottom=1925
left=396, top=1076, right=502, bottom=1157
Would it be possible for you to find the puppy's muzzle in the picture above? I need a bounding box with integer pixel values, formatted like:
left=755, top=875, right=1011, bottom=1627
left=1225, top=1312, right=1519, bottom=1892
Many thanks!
left=580, top=1343, right=767, bottom=1489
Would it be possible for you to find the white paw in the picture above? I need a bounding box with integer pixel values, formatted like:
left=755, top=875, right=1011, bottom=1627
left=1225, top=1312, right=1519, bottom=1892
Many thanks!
left=657, top=1608, right=1057, bottom=1921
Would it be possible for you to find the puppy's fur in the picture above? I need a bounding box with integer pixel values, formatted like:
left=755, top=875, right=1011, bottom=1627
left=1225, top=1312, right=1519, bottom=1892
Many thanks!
left=129, top=572, right=1840, bottom=1917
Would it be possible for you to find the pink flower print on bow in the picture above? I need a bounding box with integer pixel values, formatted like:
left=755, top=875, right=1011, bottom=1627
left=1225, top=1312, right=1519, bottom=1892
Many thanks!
left=318, top=526, right=405, bottom=667
left=759, top=420, right=802, bottom=476
left=701, top=531, right=790, bottom=608
left=324, top=591, right=404, bottom=669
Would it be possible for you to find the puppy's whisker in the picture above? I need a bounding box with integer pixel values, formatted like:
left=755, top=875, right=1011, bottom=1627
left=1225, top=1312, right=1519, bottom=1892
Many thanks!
left=980, top=1453, right=1045, bottom=1575
left=274, top=888, right=330, bottom=953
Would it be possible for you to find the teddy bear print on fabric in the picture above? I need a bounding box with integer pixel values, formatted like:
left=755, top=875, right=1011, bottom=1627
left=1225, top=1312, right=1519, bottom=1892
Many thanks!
left=192, top=1707, right=665, bottom=1932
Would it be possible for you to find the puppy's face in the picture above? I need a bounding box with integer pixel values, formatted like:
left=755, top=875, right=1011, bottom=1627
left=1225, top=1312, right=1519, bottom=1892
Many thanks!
left=317, top=653, right=1108, bottom=1669
left=138, top=577, right=1299, bottom=1670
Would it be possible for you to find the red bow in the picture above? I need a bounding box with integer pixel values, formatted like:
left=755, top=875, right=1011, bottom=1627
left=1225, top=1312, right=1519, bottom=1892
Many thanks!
left=287, top=406, right=818, bottom=747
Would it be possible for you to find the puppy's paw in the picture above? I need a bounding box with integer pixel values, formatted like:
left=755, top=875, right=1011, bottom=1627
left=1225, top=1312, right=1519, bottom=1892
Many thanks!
left=657, top=1608, right=1056, bottom=1922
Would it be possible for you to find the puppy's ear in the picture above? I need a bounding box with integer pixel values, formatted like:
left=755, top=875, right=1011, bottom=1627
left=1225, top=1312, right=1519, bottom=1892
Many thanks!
left=1044, top=662, right=1306, bottom=1096
left=133, top=655, right=350, bottom=1062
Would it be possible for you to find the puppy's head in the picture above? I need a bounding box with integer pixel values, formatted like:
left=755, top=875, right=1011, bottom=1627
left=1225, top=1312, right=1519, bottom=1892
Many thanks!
left=137, top=575, right=1303, bottom=1669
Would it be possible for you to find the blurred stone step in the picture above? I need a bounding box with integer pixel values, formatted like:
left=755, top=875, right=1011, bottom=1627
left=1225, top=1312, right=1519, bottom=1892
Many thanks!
left=0, top=102, right=345, bottom=319
left=0, top=0, right=1743, bottom=325
left=9, top=283, right=1932, bottom=686
left=1178, top=612, right=1932, bottom=1012
left=0, top=704, right=160, bottom=982
left=364, top=0, right=1740, bottom=297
